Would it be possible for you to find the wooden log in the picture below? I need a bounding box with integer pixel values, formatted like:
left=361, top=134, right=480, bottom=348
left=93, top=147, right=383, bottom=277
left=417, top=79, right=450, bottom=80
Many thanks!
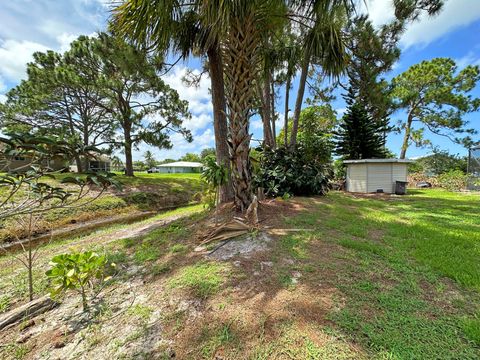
left=0, top=295, right=58, bottom=331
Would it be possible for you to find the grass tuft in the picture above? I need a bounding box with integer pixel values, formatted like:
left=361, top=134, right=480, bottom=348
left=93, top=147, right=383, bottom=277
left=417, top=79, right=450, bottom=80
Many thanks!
left=461, top=314, right=480, bottom=346
left=168, top=262, right=227, bottom=299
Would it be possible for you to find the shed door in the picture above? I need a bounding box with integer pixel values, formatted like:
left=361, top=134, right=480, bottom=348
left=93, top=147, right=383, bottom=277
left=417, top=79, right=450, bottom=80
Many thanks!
left=367, top=164, right=392, bottom=193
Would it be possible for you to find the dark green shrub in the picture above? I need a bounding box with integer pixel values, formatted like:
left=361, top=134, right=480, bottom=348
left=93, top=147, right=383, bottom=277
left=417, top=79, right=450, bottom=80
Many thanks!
left=333, top=159, right=346, bottom=180
left=254, top=146, right=332, bottom=197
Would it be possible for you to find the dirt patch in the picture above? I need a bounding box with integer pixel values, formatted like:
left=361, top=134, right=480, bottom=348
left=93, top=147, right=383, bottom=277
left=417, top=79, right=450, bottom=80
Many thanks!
left=205, top=232, right=273, bottom=261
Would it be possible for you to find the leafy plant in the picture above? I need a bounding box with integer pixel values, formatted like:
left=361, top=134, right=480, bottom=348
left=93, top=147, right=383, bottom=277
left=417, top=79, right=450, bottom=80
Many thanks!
left=201, top=156, right=228, bottom=224
left=46, top=251, right=115, bottom=311
left=254, top=146, right=332, bottom=198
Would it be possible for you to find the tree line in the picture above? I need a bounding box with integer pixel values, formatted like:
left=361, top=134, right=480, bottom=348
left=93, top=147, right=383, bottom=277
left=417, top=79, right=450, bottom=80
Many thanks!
left=2, top=0, right=480, bottom=212
left=1, top=34, right=192, bottom=177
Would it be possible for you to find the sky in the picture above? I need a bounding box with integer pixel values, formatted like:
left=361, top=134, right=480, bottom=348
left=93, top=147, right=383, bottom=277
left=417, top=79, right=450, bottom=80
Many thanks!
left=0, top=0, right=480, bottom=161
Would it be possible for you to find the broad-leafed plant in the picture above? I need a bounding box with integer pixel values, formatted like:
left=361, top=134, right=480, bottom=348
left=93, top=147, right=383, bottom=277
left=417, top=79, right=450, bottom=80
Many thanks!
left=46, top=251, right=115, bottom=312
left=254, top=146, right=332, bottom=198
left=201, top=156, right=229, bottom=224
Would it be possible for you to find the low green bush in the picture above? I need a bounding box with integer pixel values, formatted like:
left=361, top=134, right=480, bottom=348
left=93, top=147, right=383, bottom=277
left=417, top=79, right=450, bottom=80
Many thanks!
left=46, top=251, right=115, bottom=311
left=254, top=146, right=332, bottom=197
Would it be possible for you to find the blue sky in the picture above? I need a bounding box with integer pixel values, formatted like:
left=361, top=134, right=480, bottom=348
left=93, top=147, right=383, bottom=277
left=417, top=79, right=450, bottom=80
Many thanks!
left=1, top=0, right=480, bottom=161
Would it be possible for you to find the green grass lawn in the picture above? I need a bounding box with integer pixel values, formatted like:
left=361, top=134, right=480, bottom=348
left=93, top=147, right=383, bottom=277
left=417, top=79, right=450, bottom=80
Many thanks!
left=110, top=188, right=479, bottom=359
left=279, top=189, right=480, bottom=359
left=2, top=187, right=479, bottom=359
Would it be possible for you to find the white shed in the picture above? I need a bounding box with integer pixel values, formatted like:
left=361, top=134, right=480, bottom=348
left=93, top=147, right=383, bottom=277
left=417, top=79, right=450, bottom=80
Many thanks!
left=344, top=159, right=413, bottom=194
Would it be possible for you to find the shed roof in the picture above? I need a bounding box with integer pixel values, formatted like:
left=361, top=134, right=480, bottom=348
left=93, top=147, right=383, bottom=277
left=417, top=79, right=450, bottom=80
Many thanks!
left=157, top=161, right=203, bottom=168
left=343, top=158, right=414, bottom=164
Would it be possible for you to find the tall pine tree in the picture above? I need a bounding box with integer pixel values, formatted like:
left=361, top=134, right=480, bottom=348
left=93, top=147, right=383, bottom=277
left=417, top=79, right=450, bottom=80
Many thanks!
left=334, top=88, right=387, bottom=160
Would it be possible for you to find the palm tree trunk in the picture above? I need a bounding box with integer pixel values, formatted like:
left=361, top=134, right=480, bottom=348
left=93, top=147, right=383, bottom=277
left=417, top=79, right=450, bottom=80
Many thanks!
left=270, top=77, right=276, bottom=148
left=74, top=155, right=83, bottom=173
left=222, top=14, right=260, bottom=211
left=290, top=50, right=311, bottom=148
left=207, top=45, right=234, bottom=202
left=262, top=75, right=274, bottom=148
left=284, top=74, right=291, bottom=147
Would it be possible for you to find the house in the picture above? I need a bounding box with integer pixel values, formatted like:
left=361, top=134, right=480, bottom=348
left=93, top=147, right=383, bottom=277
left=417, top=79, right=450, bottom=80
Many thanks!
left=84, top=154, right=111, bottom=172
left=0, top=144, right=68, bottom=173
left=154, top=161, right=203, bottom=173
left=344, top=159, right=413, bottom=194
left=70, top=154, right=111, bottom=173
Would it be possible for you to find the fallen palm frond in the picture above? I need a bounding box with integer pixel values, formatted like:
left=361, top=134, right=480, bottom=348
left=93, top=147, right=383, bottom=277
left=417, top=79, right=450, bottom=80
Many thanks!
left=200, top=219, right=251, bottom=245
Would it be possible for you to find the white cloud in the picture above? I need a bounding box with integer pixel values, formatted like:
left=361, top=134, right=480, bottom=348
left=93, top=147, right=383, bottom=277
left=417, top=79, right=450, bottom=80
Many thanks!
left=361, top=0, right=396, bottom=28
left=0, top=1, right=105, bottom=46
left=183, top=113, right=213, bottom=132
left=162, top=66, right=212, bottom=115
left=336, top=108, right=347, bottom=116
left=456, top=51, right=480, bottom=69
left=361, top=0, right=480, bottom=49
left=56, top=33, right=80, bottom=53
left=401, top=0, right=480, bottom=49
left=0, top=39, right=49, bottom=81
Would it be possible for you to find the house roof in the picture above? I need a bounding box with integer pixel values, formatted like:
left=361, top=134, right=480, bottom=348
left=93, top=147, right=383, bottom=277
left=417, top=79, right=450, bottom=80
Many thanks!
left=87, top=153, right=111, bottom=162
left=343, top=158, right=414, bottom=164
left=157, top=161, right=203, bottom=168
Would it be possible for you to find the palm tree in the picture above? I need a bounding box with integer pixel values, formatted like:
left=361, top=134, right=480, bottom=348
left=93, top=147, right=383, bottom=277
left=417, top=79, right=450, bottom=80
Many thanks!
left=143, top=150, right=156, bottom=169
left=279, top=31, right=302, bottom=148
left=111, top=155, right=124, bottom=172
left=111, top=1, right=234, bottom=202
left=289, top=0, right=350, bottom=148
left=112, top=0, right=286, bottom=211
left=198, top=0, right=288, bottom=210
left=112, top=0, right=355, bottom=210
